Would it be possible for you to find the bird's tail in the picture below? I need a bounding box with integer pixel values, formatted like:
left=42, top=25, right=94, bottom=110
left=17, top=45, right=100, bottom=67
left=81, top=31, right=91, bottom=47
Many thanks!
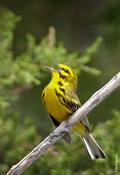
left=82, top=133, right=106, bottom=160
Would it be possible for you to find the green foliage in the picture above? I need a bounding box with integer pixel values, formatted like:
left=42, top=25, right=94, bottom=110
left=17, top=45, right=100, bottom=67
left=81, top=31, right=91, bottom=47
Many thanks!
left=0, top=9, right=119, bottom=175
left=0, top=113, right=41, bottom=173
left=0, top=9, right=102, bottom=114
left=0, top=11, right=101, bottom=88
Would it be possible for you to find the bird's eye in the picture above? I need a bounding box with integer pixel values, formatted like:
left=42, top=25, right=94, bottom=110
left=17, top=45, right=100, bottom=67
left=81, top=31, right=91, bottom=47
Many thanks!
left=64, top=68, right=70, bottom=74
left=61, top=68, right=69, bottom=74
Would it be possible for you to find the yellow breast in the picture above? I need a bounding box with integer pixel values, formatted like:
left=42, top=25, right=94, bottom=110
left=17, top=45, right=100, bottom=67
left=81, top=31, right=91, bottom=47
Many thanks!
left=43, top=85, right=72, bottom=123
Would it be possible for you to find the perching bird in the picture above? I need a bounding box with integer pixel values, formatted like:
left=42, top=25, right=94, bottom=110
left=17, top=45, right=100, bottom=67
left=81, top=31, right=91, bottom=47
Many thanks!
left=42, top=63, right=106, bottom=159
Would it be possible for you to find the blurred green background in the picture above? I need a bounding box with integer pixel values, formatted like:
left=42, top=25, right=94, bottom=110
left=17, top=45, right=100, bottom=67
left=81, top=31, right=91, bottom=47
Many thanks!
left=0, top=0, right=120, bottom=174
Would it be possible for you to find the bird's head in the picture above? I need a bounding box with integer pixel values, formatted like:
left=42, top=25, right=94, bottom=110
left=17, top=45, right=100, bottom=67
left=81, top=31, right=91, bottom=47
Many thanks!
left=58, top=64, right=78, bottom=88
left=44, top=64, right=78, bottom=89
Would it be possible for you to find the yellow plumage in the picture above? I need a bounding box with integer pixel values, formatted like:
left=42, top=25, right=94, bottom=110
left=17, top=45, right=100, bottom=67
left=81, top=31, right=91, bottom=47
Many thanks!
left=42, top=64, right=106, bottom=159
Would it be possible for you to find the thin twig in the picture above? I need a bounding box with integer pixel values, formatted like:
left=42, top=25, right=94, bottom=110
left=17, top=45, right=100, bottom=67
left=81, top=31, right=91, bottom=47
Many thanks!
left=6, top=72, right=120, bottom=175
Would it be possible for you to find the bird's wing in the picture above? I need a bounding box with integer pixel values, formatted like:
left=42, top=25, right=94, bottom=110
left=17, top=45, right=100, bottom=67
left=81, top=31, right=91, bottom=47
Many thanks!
left=54, top=88, right=90, bottom=129
left=65, top=91, right=90, bottom=129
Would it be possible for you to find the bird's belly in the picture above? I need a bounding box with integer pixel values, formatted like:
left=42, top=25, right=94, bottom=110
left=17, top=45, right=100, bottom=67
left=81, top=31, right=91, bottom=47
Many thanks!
left=45, top=88, right=72, bottom=122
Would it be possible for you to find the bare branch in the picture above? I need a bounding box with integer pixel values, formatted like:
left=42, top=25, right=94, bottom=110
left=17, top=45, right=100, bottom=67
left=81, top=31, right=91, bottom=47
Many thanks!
left=6, top=72, right=120, bottom=175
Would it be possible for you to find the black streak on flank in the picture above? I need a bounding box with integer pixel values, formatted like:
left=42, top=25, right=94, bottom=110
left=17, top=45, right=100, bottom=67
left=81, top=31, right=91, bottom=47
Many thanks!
left=49, top=114, right=60, bottom=127
left=55, top=89, right=67, bottom=107
left=59, top=87, right=65, bottom=94
left=58, top=81, right=63, bottom=86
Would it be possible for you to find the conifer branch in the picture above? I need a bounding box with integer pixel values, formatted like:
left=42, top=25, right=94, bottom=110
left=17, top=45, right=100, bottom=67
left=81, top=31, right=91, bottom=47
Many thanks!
left=6, top=72, right=120, bottom=175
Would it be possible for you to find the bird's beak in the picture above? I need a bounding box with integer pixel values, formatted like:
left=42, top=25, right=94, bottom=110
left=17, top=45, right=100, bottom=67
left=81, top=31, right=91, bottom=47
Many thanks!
left=44, top=66, right=55, bottom=72
left=57, top=64, right=61, bottom=72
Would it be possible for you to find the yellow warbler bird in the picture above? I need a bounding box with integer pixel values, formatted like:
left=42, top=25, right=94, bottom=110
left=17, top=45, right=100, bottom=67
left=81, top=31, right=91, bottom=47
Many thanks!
left=42, top=64, right=106, bottom=159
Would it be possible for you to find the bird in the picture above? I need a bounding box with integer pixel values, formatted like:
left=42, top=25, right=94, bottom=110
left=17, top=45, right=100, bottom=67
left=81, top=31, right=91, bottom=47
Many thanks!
left=42, top=63, right=106, bottom=159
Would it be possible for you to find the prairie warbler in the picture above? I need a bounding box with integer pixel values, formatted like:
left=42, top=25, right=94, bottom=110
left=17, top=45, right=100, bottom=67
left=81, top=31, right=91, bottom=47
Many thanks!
left=42, top=64, right=106, bottom=159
